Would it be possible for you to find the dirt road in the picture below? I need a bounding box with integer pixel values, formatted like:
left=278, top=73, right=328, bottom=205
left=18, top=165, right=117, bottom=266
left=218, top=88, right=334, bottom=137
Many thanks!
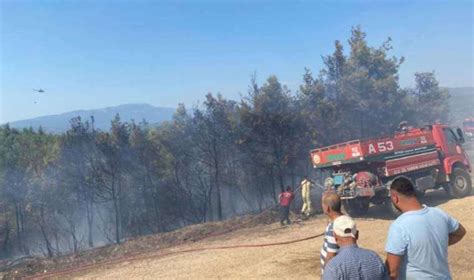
left=72, top=191, right=474, bottom=280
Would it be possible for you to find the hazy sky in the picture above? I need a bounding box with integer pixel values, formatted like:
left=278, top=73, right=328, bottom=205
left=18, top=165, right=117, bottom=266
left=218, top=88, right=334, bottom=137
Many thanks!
left=1, top=0, right=473, bottom=123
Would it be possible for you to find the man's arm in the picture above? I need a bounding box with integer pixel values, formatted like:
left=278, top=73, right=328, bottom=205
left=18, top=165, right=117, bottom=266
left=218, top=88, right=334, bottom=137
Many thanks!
left=322, top=263, right=336, bottom=280
left=384, top=222, right=407, bottom=280
left=324, top=252, right=337, bottom=266
left=449, top=223, right=466, bottom=246
left=324, top=226, right=339, bottom=267
left=385, top=253, right=403, bottom=280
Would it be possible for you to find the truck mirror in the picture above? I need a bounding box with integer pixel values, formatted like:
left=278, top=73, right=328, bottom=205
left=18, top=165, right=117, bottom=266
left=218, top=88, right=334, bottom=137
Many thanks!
left=456, top=127, right=465, bottom=144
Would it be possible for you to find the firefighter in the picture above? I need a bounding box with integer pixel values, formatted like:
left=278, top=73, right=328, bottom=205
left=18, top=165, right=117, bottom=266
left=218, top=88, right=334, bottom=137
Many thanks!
left=279, top=186, right=295, bottom=225
left=300, top=176, right=313, bottom=217
left=398, top=121, right=409, bottom=132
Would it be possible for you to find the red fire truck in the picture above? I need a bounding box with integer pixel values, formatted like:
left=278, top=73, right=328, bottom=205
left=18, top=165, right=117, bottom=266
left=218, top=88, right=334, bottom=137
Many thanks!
left=463, top=118, right=474, bottom=140
left=310, top=124, right=472, bottom=216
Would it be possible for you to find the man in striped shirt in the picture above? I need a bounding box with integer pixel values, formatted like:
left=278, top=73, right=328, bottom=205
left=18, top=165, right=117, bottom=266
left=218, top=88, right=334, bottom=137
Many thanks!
left=320, top=192, right=342, bottom=274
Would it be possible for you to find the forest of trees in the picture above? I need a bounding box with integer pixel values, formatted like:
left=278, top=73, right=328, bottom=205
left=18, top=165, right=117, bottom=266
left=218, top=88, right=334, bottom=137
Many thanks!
left=0, top=28, right=450, bottom=259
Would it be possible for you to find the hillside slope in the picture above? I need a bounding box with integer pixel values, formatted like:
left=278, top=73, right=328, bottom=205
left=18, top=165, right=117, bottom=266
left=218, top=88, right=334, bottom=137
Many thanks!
left=2, top=192, right=473, bottom=279
left=70, top=143, right=474, bottom=280
left=72, top=193, right=474, bottom=280
left=2, top=146, right=473, bottom=280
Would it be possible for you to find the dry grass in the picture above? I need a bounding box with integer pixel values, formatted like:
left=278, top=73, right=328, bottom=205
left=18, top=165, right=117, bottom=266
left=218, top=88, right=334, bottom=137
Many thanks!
left=1, top=206, right=284, bottom=279
left=71, top=191, right=474, bottom=280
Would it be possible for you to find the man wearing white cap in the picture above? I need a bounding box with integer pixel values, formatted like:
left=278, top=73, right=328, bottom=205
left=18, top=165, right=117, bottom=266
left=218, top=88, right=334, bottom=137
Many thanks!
left=323, top=215, right=387, bottom=280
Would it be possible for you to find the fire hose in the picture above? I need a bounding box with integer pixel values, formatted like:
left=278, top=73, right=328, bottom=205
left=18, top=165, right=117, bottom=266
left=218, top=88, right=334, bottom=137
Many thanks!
left=26, top=181, right=327, bottom=279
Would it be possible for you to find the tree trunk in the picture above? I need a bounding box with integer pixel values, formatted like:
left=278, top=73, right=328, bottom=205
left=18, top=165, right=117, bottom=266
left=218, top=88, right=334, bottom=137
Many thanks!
left=214, top=156, right=223, bottom=221
left=39, top=206, right=53, bottom=257
left=273, top=144, right=285, bottom=193
left=68, top=220, right=78, bottom=253
left=15, top=203, right=22, bottom=251
left=113, top=197, right=121, bottom=244
left=85, top=200, right=94, bottom=248
left=360, top=111, right=365, bottom=138
left=15, top=202, right=28, bottom=254
left=2, top=221, right=11, bottom=258
left=277, top=163, right=284, bottom=193
left=207, top=164, right=214, bottom=221
left=145, top=164, right=159, bottom=230
left=210, top=139, right=223, bottom=221
left=270, top=167, right=277, bottom=204
left=111, top=178, right=121, bottom=244
left=19, top=201, right=29, bottom=254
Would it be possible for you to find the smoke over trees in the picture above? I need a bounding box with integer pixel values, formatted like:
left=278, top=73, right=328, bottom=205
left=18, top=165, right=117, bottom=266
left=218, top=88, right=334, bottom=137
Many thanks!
left=0, top=27, right=450, bottom=259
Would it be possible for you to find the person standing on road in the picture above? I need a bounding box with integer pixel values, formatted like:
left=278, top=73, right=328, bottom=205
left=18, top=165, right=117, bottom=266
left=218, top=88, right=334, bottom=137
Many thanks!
left=385, top=177, right=467, bottom=280
left=279, top=186, right=295, bottom=226
left=320, top=192, right=342, bottom=274
left=300, top=176, right=312, bottom=217
left=323, top=215, right=388, bottom=280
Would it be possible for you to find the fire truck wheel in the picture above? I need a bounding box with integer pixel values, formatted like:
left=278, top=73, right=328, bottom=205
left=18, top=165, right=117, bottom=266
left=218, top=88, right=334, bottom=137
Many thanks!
left=449, top=168, right=472, bottom=198
left=342, top=198, right=370, bottom=216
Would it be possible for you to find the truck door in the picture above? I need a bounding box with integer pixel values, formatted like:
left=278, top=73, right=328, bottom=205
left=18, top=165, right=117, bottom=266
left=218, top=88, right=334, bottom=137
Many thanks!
left=442, top=127, right=461, bottom=156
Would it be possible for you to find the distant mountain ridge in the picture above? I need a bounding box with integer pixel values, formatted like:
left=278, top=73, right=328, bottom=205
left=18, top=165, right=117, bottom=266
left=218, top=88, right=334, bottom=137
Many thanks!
left=5, top=104, right=175, bottom=133
left=3, top=87, right=472, bottom=133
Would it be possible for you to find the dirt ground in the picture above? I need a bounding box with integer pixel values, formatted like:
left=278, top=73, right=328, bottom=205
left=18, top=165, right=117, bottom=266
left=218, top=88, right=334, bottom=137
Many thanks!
left=68, top=190, right=474, bottom=280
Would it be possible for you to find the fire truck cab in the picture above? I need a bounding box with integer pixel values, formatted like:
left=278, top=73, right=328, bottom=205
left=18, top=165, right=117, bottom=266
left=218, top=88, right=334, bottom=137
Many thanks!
left=310, top=124, right=472, bottom=216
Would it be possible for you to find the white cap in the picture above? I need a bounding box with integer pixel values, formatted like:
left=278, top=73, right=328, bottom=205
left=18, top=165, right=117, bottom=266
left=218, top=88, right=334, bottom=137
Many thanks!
left=333, top=215, right=357, bottom=238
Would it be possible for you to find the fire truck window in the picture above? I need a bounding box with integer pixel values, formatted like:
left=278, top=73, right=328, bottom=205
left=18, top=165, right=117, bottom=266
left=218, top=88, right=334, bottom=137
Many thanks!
left=443, top=128, right=458, bottom=144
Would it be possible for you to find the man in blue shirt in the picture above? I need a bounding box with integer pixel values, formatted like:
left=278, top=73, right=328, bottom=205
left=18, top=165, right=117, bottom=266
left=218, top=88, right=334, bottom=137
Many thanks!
left=385, top=177, right=467, bottom=280
left=323, top=215, right=387, bottom=280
